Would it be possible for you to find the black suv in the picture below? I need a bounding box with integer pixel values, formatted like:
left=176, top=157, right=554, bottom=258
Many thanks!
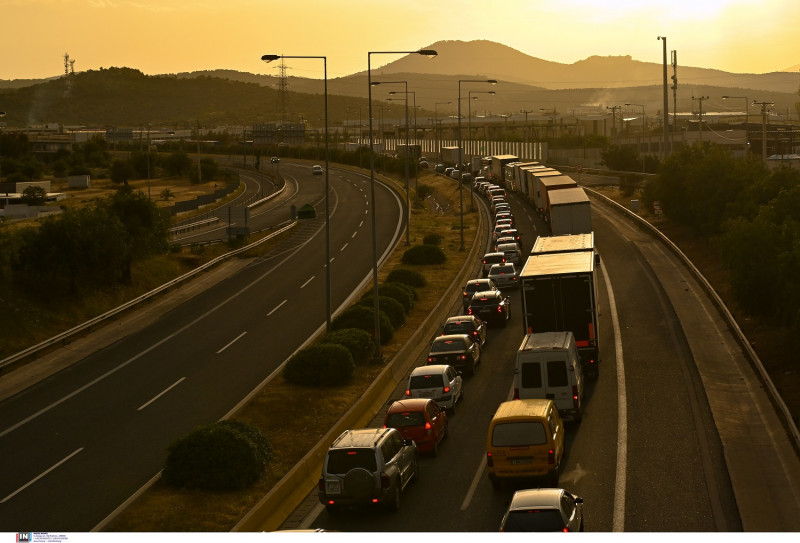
left=467, top=290, right=510, bottom=327
left=318, top=428, right=418, bottom=513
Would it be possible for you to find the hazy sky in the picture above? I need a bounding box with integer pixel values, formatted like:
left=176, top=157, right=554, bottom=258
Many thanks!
left=2, top=0, right=798, bottom=81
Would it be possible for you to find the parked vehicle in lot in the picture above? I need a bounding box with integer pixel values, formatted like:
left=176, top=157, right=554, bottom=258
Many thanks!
left=318, top=427, right=418, bottom=513
left=441, top=314, right=487, bottom=346
left=312, top=165, right=324, bottom=175
left=405, top=364, right=463, bottom=412
left=481, top=252, right=506, bottom=276
left=499, top=488, right=584, bottom=532
left=468, top=290, right=510, bottom=326
left=486, top=399, right=565, bottom=488
left=384, top=398, right=448, bottom=456
left=514, top=331, right=584, bottom=422
left=461, top=278, right=499, bottom=310
left=427, top=334, right=481, bottom=377
left=488, top=262, right=519, bottom=290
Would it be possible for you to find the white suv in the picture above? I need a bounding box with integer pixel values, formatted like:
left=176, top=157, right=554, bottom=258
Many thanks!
left=318, top=428, right=418, bottom=514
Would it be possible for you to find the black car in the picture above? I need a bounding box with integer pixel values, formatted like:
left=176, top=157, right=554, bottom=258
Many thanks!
left=440, top=314, right=487, bottom=346
left=461, top=278, right=499, bottom=310
left=427, top=334, right=481, bottom=377
left=467, top=290, right=510, bottom=327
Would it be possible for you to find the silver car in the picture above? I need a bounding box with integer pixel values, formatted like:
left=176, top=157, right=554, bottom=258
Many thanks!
left=499, top=488, right=584, bottom=532
left=405, top=364, right=463, bottom=413
left=488, top=262, right=519, bottom=290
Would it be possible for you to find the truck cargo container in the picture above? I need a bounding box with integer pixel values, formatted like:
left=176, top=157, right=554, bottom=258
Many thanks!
left=531, top=232, right=594, bottom=255
left=519, top=165, right=550, bottom=201
left=490, top=154, right=518, bottom=185
left=441, top=146, right=462, bottom=166
left=539, top=176, right=577, bottom=220
left=548, top=187, right=592, bottom=236
left=519, top=251, right=599, bottom=377
left=525, top=169, right=561, bottom=210
left=504, top=161, right=540, bottom=194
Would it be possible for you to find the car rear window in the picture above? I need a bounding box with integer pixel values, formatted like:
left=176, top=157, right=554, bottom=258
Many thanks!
left=409, top=374, right=444, bottom=388
left=471, top=295, right=498, bottom=306
left=443, top=322, right=473, bottom=334
left=326, top=448, right=378, bottom=473
left=431, top=338, right=466, bottom=352
left=492, top=421, right=547, bottom=447
left=386, top=411, right=426, bottom=428
left=520, top=362, right=542, bottom=388
left=547, top=360, right=569, bottom=387
left=502, top=509, right=565, bottom=532
left=484, top=254, right=505, bottom=263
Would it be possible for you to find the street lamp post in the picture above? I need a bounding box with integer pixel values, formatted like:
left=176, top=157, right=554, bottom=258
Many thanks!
left=469, top=91, right=495, bottom=156
left=458, top=79, right=497, bottom=251
left=368, top=49, right=437, bottom=360
left=262, top=53, right=332, bottom=332
left=723, top=95, right=750, bottom=156
left=434, top=101, right=451, bottom=162
left=753, top=100, right=775, bottom=162
left=625, top=103, right=646, bottom=159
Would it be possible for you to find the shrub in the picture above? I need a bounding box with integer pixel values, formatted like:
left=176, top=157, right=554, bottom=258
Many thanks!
left=162, top=420, right=272, bottom=491
left=283, top=343, right=355, bottom=386
left=319, top=328, right=375, bottom=365
left=359, top=295, right=406, bottom=329
left=416, top=183, right=434, bottom=200
left=422, top=233, right=443, bottom=246
left=386, top=268, right=427, bottom=288
left=331, top=305, right=394, bottom=345
left=381, top=280, right=417, bottom=306
left=401, top=244, right=447, bottom=265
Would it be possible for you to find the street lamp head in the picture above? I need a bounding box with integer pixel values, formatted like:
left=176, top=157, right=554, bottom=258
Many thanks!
left=417, top=49, right=438, bottom=58
left=488, top=79, right=498, bottom=85
left=261, top=54, right=280, bottom=63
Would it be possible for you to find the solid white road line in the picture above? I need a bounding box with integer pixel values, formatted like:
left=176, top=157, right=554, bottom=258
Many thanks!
left=216, top=331, right=248, bottom=354
left=1, top=448, right=84, bottom=503
left=266, top=300, right=287, bottom=317
left=137, top=377, right=186, bottom=411
left=300, top=276, right=315, bottom=289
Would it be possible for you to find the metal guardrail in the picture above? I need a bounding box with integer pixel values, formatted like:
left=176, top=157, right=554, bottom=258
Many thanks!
left=0, top=220, right=298, bottom=374
left=168, top=217, right=220, bottom=236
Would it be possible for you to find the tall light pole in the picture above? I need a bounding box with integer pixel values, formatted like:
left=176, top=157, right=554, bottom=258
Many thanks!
left=723, top=95, right=750, bottom=156
left=753, top=100, right=775, bottom=162
left=606, top=105, right=621, bottom=143
left=434, top=101, right=451, bottom=162
left=263, top=53, right=332, bottom=332
left=469, top=90, right=495, bottom=155
left=691, top=96, right=709, bottom=142
left=368, top=48, right=437, bottom=360
left=658, top=36, right=669, bottom=158
left=374, top=81, right=410, bottom=248
left=458, top=79, right=497, bottom=251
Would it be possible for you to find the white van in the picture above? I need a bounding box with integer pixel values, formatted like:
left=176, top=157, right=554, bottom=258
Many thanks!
left=513, top=331, right=584, bottom=422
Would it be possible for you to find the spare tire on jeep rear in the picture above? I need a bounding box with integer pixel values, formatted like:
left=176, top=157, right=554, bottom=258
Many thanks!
left=343, top=468, right=374, bottom=500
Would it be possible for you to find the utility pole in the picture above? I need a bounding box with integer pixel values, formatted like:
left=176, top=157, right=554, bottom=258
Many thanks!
left=606, top=105, right=621, bottom=144
left=753, top=100, right=774, bottom=161
left=520, top=109, right=534, bottom=145
left=692, top=95, right=709, bottom=142
left=671, top=50, right=678, bottom=152
left=658, top=36, right=669, bottom=158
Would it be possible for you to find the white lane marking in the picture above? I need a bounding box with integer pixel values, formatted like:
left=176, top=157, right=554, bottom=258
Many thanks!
left=601, top=264, right=628, bottom=532
left=267, top=300, right=287, bottom=317
left=460, top=456, right=487, bottom=510
left=217, top=331, right=247, bottom=354
left=359, top=220, right=364, bottom=227
left=340, top=243, right=349, bottom=251
left=300, top=276, right=315, bottom=289
left=351, top=231, right=358, bottom=239
left=137, top=377, right=186, bottom=411
left=1, top=448, right=84, bottom=503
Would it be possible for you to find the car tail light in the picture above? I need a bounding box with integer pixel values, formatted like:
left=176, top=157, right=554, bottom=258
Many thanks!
left=572, top=386, right=579, bottom=408
left=498, top=305, right=503, bottom=313
left=428, top=356, right=435, bottom=363
left=425, top=422, right=432, bottom=434
left=548, top=449, right=555, bottom=464
left=380, top=473, right=391, bottom=489
left=405, top=389, right=411, bottom=396
left=486, top=452, right=493, bottom=467
left=459, top=354, right=467, bottom=360
left=513, top=388, right=519, bottom=400
left=562, top=527, right=570, bottom=533
left=444, top=386, right=450, bottom=393
left=468, top=308, right=474, bottom=315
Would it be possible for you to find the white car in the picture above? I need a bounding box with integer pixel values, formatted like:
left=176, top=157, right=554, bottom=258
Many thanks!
left=312, top=165, right=324, bottom=175
left=405, top=364, right=463, bottom=413
left=499, top=488, right=584, bottom=532
left=488, top=262, right=519, bottom=289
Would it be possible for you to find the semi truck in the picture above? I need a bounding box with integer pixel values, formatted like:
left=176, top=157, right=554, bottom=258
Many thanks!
left=539, top=175, right=577, bottom=219
left=531, top=232, right=594, bottom=256
left=519, top=250, right=600, bottom=378
left=440, top=146, right=462, bottom=165
left=490, top=154, right=518, bottom=185
left=505, top=161, right=540, bottom=194
left=526, top=169, right=561, bottom=210
left=548, top=186, right=592, bottom=235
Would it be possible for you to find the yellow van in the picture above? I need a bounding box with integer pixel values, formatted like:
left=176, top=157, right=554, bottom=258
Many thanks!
left=486, top=399, right=565, bottom=488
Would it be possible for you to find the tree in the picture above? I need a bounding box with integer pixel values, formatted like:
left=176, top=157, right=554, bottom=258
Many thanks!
left=110, top=158, right=134, bottom=185
left=20, top=185, right=47, bottom=205
left=162, top=150, right=192, bottom=178
left=160, top=188, right=174, bottom=201
left=600, top=145, right=640, bottom=172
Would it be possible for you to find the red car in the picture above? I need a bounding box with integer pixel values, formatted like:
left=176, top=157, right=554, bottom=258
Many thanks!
left=384, top=398, right=448, bottom=456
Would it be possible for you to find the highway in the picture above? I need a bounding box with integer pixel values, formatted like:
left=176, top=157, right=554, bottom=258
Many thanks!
left=0, top=162, right=403, bottom=531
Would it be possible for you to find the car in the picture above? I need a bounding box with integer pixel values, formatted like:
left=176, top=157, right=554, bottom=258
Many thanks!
left=461, top=278, right=499, bottom=310
left=468, top=290, right=510, bottom=326
left=450, top=169, right=462, bottom=179
left=434, top=163, right=446, bottom=173
left=495, top=218, right=514, bottom=231
left=318, top=427, right=418, bottom=513
left=427, top=334, right=481, bottom=377
left=441, top=314, right=487, bottom=346
left=312, top=165, right=324, bottom=175
left=495, top=242, right=523, bottom=265
left=405, top=364, right=463, bottom=413
left=488, top=262, right=519, bottom=290
left=482, top=252, right=506, bottom=277
left=444, top=167, right=455, bottom=177
left=500, top=228, right=523, bottom=246
left=384, top=398, right=448, bottom=456
left=494, top=203, right=511, bottom=215
left=270, top=156, right=280, bottom=163
left=418, top=160, right=429, bottom=169
left=493, top=224, right=511, bottom=240
left=494, top=236, right=520, bottom=252
left=495, top=210, right=515, bottom=225
left=461, top=172, right=473, bottom=184
left=499, top=488, right=584, bottom=532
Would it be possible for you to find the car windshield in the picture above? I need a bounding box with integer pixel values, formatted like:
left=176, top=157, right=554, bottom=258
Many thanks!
left=493, top=265, right=515, bottom=274
left=431, top=338, right=467, bottom=352
left=471, top=296, right=498, bottom=307
left=466, top=282, right=488, bottom=293
left=502, top=509, right=565, bottom=532
left=326, top=448, right=378, bottom=473
left=443, top=322, right=474, bottom=334
left=386, top=411, right=426, bottom=428
left=492, top=421, right=547, bottom=447
left=409, top=374, right=444, bottom=388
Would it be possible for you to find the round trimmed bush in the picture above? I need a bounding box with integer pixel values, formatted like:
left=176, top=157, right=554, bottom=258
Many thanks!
left=386, top=268, right=427, bottom=288
left=359, top=295, right=406, bottom=329
left=319, top=328, right=375, bottom=365
left=163, top=420, right=272, bottom=491
left=379, top=282, right=416, bottom=311
left=422, top=233, right=443, bottom=246
left=283, top=343, right=355, bottom=386
left=331, top=305, right=394, bottom=345
left=401, top=244, right=447, bottom=265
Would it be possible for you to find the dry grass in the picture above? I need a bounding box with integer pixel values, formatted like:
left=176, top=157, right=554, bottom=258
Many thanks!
left=105, top=170, right=475, bottom=531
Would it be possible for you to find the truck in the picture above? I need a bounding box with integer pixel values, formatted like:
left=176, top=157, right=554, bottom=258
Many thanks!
left=440, top=146, right=462, bottom=166
left=531, top=232, right=594, bottom=256
left=538, top=175, right=577, bottom=219
left=396, top=144, right=422, bottom=159
left=490, top=154, right=518, bottom=185
left=525, top=169, right=561, bottom=210
left=548, top=186, right=592, bottom=235
left=519, top=250, right=600, bottom=377
left=518, top=165, right=549, bottom=201
left=506, top=161, right=540, bottom=194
